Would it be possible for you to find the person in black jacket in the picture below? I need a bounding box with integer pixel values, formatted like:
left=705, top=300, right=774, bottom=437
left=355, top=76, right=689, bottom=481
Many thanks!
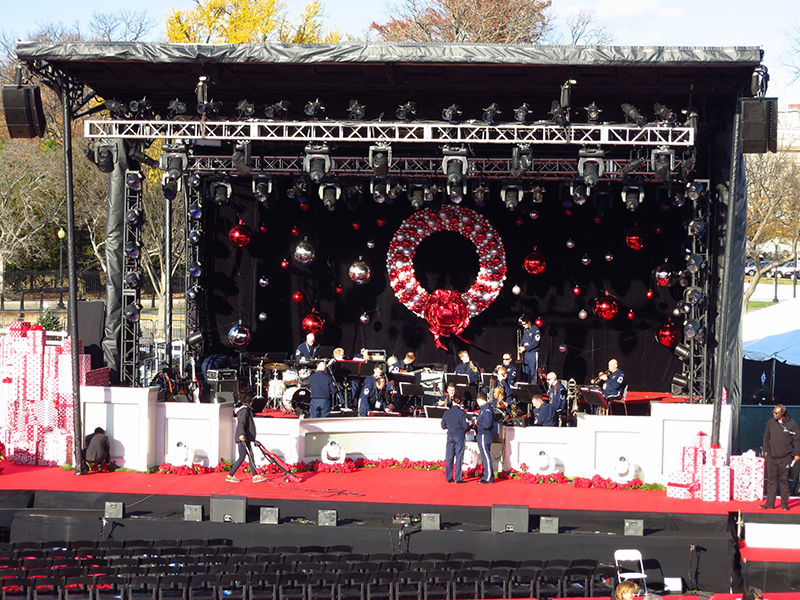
left=227, top=397, right=265, bottom=483
left=475, top=393, right=494, bottom=484
left=84, top=427, right=111, bottom=472
left=308, top=361, right=336, bottom=418
left=761, top=404, right=800, bottom=510
left=441, top=396, right=470, bottom=483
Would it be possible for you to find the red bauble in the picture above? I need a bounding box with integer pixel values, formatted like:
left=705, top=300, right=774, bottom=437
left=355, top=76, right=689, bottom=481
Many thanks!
left=290, top=226, right=300, bottom=237
left=228, top=221, right=252, bottom=248
left=280, top=260, right=290, bottom=269
left=352, top=221, right=360, bottom=230
left=573, top=286, right=582, bottom=296
left=523, top=251, right=547, bottom=275
left=646, top=290, right=655, bottom=299
left=592, top=293, right=620, bottom=320
left=292, top=291, right=304, bottom=303
left=624, top=226, right=648, bottom=251
left=376, top=216, right=387, bottom=227
left=301, top=311, right=325, bottom=335
left=423, top=289, right=470, bottom=350
left=657, top=321, right=682, bottom=349
left=335, top=285, right=344, bottom=295
left=535, top=318, right=543, bottom=328
left=627, top=310, right=635, bottom=320
left=515, top=217, right=524, bottom=226
left=259, top=225, right=268, bottom=233
left=299, top=201, right=310, bottom=211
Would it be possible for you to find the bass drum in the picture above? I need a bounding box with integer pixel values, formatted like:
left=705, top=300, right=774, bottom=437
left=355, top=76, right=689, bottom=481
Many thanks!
left=282, top=386, right=311, bottom=417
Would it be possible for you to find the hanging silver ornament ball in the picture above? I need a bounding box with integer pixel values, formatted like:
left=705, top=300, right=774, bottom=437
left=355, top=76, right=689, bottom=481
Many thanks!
left=349, top=260, right=372, bottom=284
left=227, top=323, right=251, bottom=349
left=293, top=240, right=316, bottom=264
left=581, top=255, right=591, bottom=266
left=566, top=239, right=575, bottom=249
left=578, top=309, right=588, bottom=320
left=605, top=252, right=614, bottom=262
left=512, top=284, right=522, bottom=296
left=359, top=313, right=370, bottom=324
left=367, top=239, right=375, bottom=249
left=259, top=276, right=269, bottom=287
left=559, top=343, right=568, bottom=353
left=258, top=312, right=268, bottom=321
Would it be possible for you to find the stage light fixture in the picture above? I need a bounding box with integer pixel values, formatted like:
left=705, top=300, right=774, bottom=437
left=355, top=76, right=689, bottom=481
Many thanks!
left=654, top=102, right=677, bottom=125
left=424, top=185, right=440, bottom=203
left=686, top=254, right=704, bottom=273
left=688, top=219, right=707, bottom=238
left=621, top=103, right=647, bottom=127
left=188, top=261, right=202, bottom=278
left=347, top=99, right=366, bottom=120
left=211, top=181, right=231, bottom=206
left=560, top=79, right=576, bottom=108
left=124, top=241, right=141, bottom=259
left=252, top=175, right=273, bottom=203
left=501, top=185, right=522, bottom=210
left=370, top=178, right=388, bottom=204
left=125, top=208, right=142, bottom=225
left=622, top=185, right=645, bottom=211
left=514, top=103, right=531, bottom=122
left=388, top=183, right=406, bottom=202
left=187, top=284, right=202, bottom=301
left=85, top=141, right=117, bottom=173
left=621, top=156, right=646, bottom=177
left=473, top=184, right=487, bottom=207
left=668, top=178, right=685, bottom=207
left=447, top=181, right=466, bottom=204
left=344, top=185, right=363, bottom=211
left=531, top=186, right=543, bottom=203
left=168, top=98, right=187, bottom=117
left=369, top=146, right=391, bottom=178
left=409, top=185, right=425, bottom=210
left=578, top=149, right=604, bottom=188
left=304, top=98, right=325, bottom=118
left=673, top=343, right=691, bottom=361
left=694, top=327, right=707, bottom=345
left=236, top=99, right=256, bottom=118
left=123, top=303, right=141, bottom=323
left=124, top=270, right=142, bottom=289
left=549, top=101, right=569, bottom=127
left=189, top=225, right=203, bottom=244
left=684, top=319, right=702, bottom=339
left=320, top=182, right=341, bottom=210
left=232, top=141, right=252, bottom=175
left=103, top=99, right=127, bottom=117
left=511, top=146, right=533, bottom=177
left=126, top=172, right=142, bottom=192
left=264, top=100, right=290, bottom=119
left=162, top=175, right=180, bottom=201
left=442, top=148, right=468, bottom=186
left=570, top=179, right=588, bottom=205
left=651, top=148, right=674, bottom=182
left=286, top=179, right=308, bottom=202
left=482, top=102, right=501, bottom=124
left=187, top=172, right=201, bottom=188
left=187, top=331, right=204, bottom=347
left=585, top=102, right=602, bottom=122
left=304, top=146, right=331, bottom=184
left=188, top=202, right=203, bottom=220
left=442, top=104, right=462, bottom=122
left=684, top=287, right=704, bottom=305
left=686, top=181, right=704, bottom=201
left=396, top=101, right=417, bottom=121
left=159, top=147, right=188, bottom=182
left=128, top=147, right=158, bottom=168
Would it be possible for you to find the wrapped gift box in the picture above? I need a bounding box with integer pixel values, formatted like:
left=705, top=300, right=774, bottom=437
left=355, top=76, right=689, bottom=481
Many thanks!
left=730, top=455, right=766, bottom=502
left=701, top=465, right=733, bottom=502
left=37, top=430, right=73, bottom=467
left=667, top=470, right=702, bottom=500
left=706, top=447, right=727, bottom=467
left=681, top=446, right=706, bottom=474
left=694, top=431, right=711, bottom=450
left=84, top=367, right=110, bottom=387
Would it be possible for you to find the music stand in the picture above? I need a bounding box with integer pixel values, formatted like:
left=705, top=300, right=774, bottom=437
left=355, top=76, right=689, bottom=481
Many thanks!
left=513, top=384, right=536, bottom=404
left=332, top=360, right=361, bottom=378
left=359, top=362, right=383, bottom=377
left=389, top=372, right=416, bottom=386
left=399, top=382, right=426, bottom=413
left=481, top=373, right=493, bottom=388
left=266, top=352, right=287, bottom=363
left=445, top=373, right=469, bottom=386
left=424, top=405, right=447, bottom=419
left=579, top=387, right=608, bottom=411
left=456, top=385, right=479, bottom=410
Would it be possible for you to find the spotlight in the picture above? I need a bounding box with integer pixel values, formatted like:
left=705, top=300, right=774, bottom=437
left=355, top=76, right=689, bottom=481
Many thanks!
left=447, top=181, right=466, bottom=204
left=388, top=183, right=406, bottom=201
left=684, top=319, right=702, bottom=339
left=125, top=208, right=142, bottom=225
left=482, top=102, right=500, bottom=124
left=442, top=148, right=468, bottom=186
left=211, top=181, right=231, bottom=206
left=684, top=287, right=704, bottom=305
left=671, top=373, right=689, bottom=392
left=344, top=185, right=363, bottom=211
left=409, top=185, right=425, bottom=209
left=514, top=103, right=531, bottom=122
left=442, top=104, right=462, bottom=122
left=127, top=147, right=158, bottom=168
left=686, top=181, right=704, bottom=201
left=577, top=149, right=604, bottom=188
left=189, top=225, right=202, bottom=244
left=123, top=304, right=141, bottom=323
left=570, top=180, right=588, bottom=205
left=621, top=157, right=646, bottom=177
left=264, top=100, right=290, bottom=119
left=319, top=183, right=341, bottom=210
left=694, top=327, right=707, bottom=345
left=287, top=179, right=308, bottom=201
left=585, top=102, right=602, bottom=122
left=304, top=98, right=325, bottom=118
left=549, top=101, right=569, bottom=127
left=654, top=103, right=677, bottom=125
left=167, top=98, right=187, bottom=117
left=348, top=99, right=366, bottom=120
left=622, top=185, right=644, bottom=211
left=304, top=146, right=331, bottom=184
left=124, top=271, right=142, bottom=289
left=236, top=99, right=256, bottom=118
left=686, top=254, right=704, bottom=273
left=501, top=185, right=522, bottom=210
left=511, top=146, right=533, bottom=177
left=160, top=148, right=188, bottom=182
left=188, top=203, right=203, bottom=220
left=651, top=149, right=674, bottom=182
left=688, top=219, right=706, bottom=237
left=369, top=146, right=391, bottom=178
left=187, top=284, right=202, bottom=301
left=124, top=241, right=141, bottom=259
left=86, top=141, right=117, bottom=173
left=127, top=98, right=147, bottom=115
left=188, top=261, right=202, bottom=278
left=252, top=175, right=273, bottom=203
left=103, top=99, right=127, bottom=117
left=187, top=172, right=201, bottom=188
left=531, top=186, right=543, bottom=203
left=396, top=101, right=417, bottom=121
left=126, top=172, right=142, bottom=192
left=370, top=178, right=388, bottom=204
left=473, top=184, right=487, bottom=207
left=668, top=178, right=685, bottom=207
left=423, top=185, right=440, bottom=203
left=186, top=331, right=204, bottom=347
left=560, top=79, right=576, bottom=109
left=162, top=176, right=179, bottom=201
left=621, top=103, right=647, bottom=127
left=673, top=343, right=691, bottom=361
left=232, top=141, right=252, bottom=175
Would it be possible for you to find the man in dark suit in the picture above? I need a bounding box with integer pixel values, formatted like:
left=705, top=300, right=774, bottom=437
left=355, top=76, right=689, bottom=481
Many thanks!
left=441, top=396, right=470, bottom=483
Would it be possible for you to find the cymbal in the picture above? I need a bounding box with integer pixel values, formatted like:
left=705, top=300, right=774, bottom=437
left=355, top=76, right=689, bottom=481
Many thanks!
left=264, top=362, right=289, bottom=371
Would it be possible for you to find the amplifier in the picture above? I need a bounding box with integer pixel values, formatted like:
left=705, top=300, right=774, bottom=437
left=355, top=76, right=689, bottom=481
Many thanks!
left=207, top=369, right=237, bottom=382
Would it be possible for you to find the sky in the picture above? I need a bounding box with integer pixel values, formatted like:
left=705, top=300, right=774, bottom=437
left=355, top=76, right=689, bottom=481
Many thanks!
left=3, top=0, right=799, bottom=106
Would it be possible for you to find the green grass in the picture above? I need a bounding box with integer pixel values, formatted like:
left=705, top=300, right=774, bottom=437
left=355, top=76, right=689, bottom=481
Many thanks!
left=747, top=301, right=776, bottom=312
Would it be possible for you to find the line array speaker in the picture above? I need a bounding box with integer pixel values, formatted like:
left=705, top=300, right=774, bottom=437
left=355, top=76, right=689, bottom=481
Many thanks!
left=2, top=85, right=46, bottom=138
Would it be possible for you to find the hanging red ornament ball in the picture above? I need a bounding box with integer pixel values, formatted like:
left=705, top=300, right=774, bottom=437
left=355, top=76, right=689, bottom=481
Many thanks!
left=299, top=201, right=310, bottom=211
left=260, top=225, right=268, bottom=233
left=624, top=226, right=648, bottom=251
left=352, top=221, right=361, bottom=230
left=627, top=310, right=635, bottom=320
left=292, top=291, right=304, bottom=303
left=335, top=285, right=344, bottom=295
left=228, top=221, right=252, bottom=248
left=655, top=225, right=663, bottom=235
left=646, top=290, right=655, bottom=299
left=653, top=263, right=677, bottom=287
left=573, top=286, right=582, bottom=296
left=534, top=318, right=543, bottom=328
left=290, top=226, right=300, bottom=237
left=592, top=293, right=620, bottom=320
left=376, top=216, right=387, bottom=227
left=301, top=312, right=325, bottom=335
left=657, top=321, right=682, bottom=349
left=280, top=260, right=290, bottom=269
left=594, top=215, right=603, bottom=224
left=523, top=251, right=547, bottom=275
left=515, top=217, right=524, bottom=226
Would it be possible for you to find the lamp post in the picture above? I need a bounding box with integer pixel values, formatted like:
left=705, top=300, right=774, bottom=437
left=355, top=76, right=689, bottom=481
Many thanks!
left=57, top=228, right=66, bottom=309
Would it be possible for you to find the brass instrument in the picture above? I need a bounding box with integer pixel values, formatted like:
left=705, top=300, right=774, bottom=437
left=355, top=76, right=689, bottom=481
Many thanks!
left=567, top=378, right=578, bottom=414
left=516, top=328, right=522, bottom=362
left=470, top=361, right=478, bottom=373
left=590, top=370, right=611, bottom=385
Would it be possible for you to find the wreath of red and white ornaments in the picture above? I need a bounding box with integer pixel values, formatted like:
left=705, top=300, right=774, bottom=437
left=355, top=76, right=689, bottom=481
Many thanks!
left=387, top=205, right=507, bottom=318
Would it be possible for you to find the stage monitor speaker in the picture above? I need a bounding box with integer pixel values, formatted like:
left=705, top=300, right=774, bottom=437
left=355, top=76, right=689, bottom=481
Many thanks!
left=2, top=85, right=46, bottom=138
left=210, top=495, right=247, bottom=523
left=318, top=509, right=337, bottom=527
left=184, top=504, right=203, bottom=522
left=741, top=97, right=778, bottom=154
left=624, top=518, right=644, bottom=536
left=104, top=501, right=124, bottom=519
left=539, top=516, right=559, bottom=534
left=421, top=513, right=440, bottom=531
left=213, top=391, right=235, bottom=404
left=260, top=507, right=279, bottom=524
left=491, top=504, right=529, bottom=533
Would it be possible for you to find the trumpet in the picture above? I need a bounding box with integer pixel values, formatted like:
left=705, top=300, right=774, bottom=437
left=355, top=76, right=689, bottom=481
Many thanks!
left=590, top=370, right=611, bottom=385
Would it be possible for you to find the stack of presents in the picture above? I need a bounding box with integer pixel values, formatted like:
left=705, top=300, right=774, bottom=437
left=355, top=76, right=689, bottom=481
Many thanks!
left=667, top=431, right=765, bottom=502
left=0, top=321, right=109, bottom=466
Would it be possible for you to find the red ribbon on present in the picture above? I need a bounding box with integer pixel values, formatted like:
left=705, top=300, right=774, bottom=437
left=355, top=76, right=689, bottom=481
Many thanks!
left=424, top=289, right=471, bottom=350
left=710, top=443, right=721, bottom=449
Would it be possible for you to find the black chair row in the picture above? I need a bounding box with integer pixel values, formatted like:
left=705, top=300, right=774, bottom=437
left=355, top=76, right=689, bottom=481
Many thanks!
left=0, top=542, right=356, bottom=556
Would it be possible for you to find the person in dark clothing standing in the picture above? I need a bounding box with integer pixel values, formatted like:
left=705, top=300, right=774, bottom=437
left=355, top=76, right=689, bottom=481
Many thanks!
left=518, top=315, right=540, bottom=383
left=308, top=361, right=336, bottom=418
left=441, top=396, right=470, bottom=483
left=475, top=393, right=494, bottom=483
left=227, top=397, right=265, bottom=483
left=84, top=427, right=111, bottom=472
left=761, top=404, right=800, bottom=510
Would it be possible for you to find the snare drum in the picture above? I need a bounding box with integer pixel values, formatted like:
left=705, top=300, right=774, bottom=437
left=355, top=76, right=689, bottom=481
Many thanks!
left=283, top=368, right=299, bottom=386
left=282, top=386, right=311, bottom=416
left=298, top=367, right=312, bottom=386
left=268, top=378, right=285, bottom=400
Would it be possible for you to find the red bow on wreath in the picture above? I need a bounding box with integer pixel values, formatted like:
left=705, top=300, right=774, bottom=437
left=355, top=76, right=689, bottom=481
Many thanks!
left=424, top=289, right=471, bottom=350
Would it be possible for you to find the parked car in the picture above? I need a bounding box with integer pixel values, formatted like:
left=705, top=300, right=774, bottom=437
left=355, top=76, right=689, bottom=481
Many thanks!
left=775, top=262, right=799, bottom=279
left=745, top=261, right=773, bottom=276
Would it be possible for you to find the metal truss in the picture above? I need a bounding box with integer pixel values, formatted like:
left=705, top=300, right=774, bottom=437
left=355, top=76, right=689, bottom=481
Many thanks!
left=183, top=182, right=204, bottom=375
left=120, top=173, right=143, bottom=388
left=85, top=119, right=695, bottom=147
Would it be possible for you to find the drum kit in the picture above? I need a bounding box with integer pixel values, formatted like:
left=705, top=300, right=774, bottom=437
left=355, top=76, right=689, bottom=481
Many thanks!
left=247, top=358, right=311, bottom=416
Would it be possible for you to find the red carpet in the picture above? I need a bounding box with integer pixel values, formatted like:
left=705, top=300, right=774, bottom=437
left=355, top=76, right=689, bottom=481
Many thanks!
left=0, top=461, right=788, bottom=514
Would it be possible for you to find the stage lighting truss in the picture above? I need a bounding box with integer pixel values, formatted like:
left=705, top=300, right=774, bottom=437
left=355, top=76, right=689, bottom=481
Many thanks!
left=577, top=148, right=605, bottom=188
left=304, top=145, right=331, bottom=183
left=252, top=174, right=273, bottom=203
left=211, top=181, right=231, bottom=206
left=121, top=169, right=143, bottom=387
left=370, top=177, right=389, bottom=204
left=622, top=185, right=645, bottom=211
left=369, top=145, right=392, bottom=178
left=319, top=182, right=342, bottom=210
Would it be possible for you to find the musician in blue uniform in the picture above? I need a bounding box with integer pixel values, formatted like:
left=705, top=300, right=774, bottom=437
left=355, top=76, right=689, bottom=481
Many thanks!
left=308, top=362, right=336, bottom=418
left=532, top=395, right=558, bottom=427
left=500, top=353, right=518, bottom=386
left=518, top=316, right=540, bottom=383
left=295, top=332, right=319, bottom=361
left=357, top=365, right=384, bottom=416
left=600, top=359, right=626, bottom=401
left=454, top=350, right=481, bottom=387
left=545, top=371, right=568, bottom=421
left=359, top=377, right=394, bottom=415
left=438, top=382, right=458, bottom=407
left=475, top=393, right=495, bottom=484
left=441, top=396, right=470, bottom=483
left=492, top=366, right=514, bottom=400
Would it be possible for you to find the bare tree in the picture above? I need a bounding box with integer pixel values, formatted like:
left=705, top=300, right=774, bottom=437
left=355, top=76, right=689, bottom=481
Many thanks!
left=564, top=7, right=615, bottom=45
left=90, top=11, right=156, bottom=42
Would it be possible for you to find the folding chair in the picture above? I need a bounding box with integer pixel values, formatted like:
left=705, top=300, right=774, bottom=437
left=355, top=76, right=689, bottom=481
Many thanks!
left=613, top=549, right=647, bottom=594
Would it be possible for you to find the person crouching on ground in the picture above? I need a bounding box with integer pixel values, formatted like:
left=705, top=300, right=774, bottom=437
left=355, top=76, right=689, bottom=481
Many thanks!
left=227, top=397, right=265, bottom=483
left=84, top=427, right=111, bottom=472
